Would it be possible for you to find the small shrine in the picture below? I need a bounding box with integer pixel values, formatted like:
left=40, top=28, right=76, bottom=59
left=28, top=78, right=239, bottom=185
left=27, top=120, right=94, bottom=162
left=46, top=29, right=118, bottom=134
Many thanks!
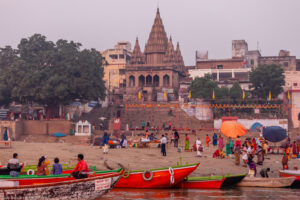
left=75, top=120, right=91, bottom=136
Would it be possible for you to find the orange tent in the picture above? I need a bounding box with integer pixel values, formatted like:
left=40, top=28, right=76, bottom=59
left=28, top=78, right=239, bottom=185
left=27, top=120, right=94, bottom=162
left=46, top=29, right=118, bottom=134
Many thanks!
left=220, top=121, right=247, bottom=138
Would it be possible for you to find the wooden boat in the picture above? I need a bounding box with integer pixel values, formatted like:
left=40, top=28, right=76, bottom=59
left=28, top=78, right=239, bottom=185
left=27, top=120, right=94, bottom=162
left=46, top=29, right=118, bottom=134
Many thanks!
left=177, top=176, right=225, bottom=189
left=176, top=173, right=246, bottom=189
left=115, top=163, right=199, bottom=189
left=0, top=168, right=122, bottom=186
left=236, top=177, right=296, bottom=188
left=0, top=170, right=122, bottom=200
left=279, top=170, right=300, bottom=187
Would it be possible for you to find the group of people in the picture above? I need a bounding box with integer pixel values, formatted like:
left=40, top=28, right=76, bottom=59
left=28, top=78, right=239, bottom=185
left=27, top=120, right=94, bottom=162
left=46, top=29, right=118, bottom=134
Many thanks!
left=6, top=153, right=89, bottom=179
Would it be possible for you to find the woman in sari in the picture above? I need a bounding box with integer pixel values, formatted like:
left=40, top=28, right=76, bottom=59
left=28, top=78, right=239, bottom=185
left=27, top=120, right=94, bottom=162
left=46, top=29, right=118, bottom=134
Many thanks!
left=292, top=141, right=298, bottom=158
left=218, top=135, right=224, bottom=150
left=205, top=134, right=210, bottom=147
left=226, top=138, right=232, bottom=157
left=185, top=134, right=189, bottom=150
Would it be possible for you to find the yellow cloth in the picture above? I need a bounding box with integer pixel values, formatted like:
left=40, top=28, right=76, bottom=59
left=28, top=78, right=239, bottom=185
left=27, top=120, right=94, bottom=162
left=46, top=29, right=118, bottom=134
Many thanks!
left=45, top=159, right=50, bottom=175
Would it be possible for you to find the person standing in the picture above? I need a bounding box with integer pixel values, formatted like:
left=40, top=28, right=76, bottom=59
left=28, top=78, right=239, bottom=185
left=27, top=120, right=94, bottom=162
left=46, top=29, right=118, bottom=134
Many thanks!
left=212, top=133, right=218, bottom=146
left=234, top=146, right=241, bottom=165
left=235, top=136, right=241, bottom=149
left=70, top=154, right=89, bottom=179
left=141, top=121, right=145, bottom=130
left=185, top=134, right=190, bottom=150
left=168, top=121, right=172, bottom=130
left=218, top=135, right=224, bottom=150
left=196, top=137, right=202, bottom=157
left=174, top=130, right=179, bottom=148
left=7, top=153, right=20, bottom=177
left=102, top=132, right=109, bottom=147
left=160, top=135, right=167, bottom=156
left=226, top=138, right=232, bottom=157
left=282, top=153, right=289, bottom=170
left=205, top=134, right=210, bottom=147
left=242, top=144, right=248, bottom=167
left=52, top=158, right=62, bottom=175
left=3, top=127, right=10, bottom=146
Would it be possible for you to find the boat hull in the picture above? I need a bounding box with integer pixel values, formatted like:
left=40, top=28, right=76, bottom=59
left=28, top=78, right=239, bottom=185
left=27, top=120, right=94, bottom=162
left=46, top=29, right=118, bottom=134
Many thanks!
left=0, top=170, right=120, bottom=186
left=177, top=178, right=225, bottom=189
left=237, top=177, right=296, bottom=188
left=115, top=163, right=199, bottom=189
left=0, top=173, right=121, bottom=200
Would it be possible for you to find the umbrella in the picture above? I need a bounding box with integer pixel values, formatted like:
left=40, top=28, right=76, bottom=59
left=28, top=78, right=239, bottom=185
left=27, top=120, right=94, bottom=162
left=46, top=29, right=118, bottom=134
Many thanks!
left=262, top=126, right=287, bottom=142
left=250, top=122, right=263, bottom=132
left=51, top=132, right=67, bottom=137
left=220, top=121, right=247, bottom=138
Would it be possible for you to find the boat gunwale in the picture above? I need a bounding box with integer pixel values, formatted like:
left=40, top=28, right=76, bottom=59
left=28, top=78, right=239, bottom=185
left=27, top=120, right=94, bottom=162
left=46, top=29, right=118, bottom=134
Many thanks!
left=186, top=173, right=247, bottom=182
left=0, top=168, right=122, bottom=179
left=128, top=163, right=199, bottom=173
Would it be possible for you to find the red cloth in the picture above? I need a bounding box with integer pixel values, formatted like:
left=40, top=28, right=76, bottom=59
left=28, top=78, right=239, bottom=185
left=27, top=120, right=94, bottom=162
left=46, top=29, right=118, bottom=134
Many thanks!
left=72, top=160, right=89, bottom=173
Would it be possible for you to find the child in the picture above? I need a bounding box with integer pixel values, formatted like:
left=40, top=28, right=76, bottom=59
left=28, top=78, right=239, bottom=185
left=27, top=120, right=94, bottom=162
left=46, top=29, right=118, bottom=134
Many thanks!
left=52, top=158, right=62, bottom=175
left=103, top=144, right=109, bottom=154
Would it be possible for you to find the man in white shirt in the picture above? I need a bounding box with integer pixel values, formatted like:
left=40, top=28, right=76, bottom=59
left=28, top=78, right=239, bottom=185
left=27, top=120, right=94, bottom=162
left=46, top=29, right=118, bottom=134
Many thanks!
left=160, top=135, right=167, bottom=156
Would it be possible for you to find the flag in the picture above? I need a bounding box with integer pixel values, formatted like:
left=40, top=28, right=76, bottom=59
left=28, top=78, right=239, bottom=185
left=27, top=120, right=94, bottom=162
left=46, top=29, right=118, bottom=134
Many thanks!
left=164, top=91, right=167, bottom=99
left=268, top=91, right=271, bottom=100
left=138, top=91, right=141, bottom=99
left=188, top=91, right=191, bottom=99
left=288, top=91, right=290, bottom=100
left=242, top=90, right=245, bottom=100
left=212, top=90, right=215, bottom=100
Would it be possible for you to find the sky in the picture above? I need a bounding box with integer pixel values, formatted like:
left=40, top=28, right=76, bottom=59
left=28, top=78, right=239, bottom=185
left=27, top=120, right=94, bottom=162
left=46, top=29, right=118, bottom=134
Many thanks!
left=0, top=0, right=300, bottom=65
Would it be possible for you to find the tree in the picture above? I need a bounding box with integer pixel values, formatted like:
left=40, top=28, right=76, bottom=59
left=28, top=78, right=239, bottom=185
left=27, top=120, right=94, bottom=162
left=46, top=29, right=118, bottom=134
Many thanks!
left=249, top=64, right=285, bottom=99
left=0, top=34, right=105, bottom=110
left=230, top=82, right=243, bottom=101
left=190, top=74, right=217, bottom=99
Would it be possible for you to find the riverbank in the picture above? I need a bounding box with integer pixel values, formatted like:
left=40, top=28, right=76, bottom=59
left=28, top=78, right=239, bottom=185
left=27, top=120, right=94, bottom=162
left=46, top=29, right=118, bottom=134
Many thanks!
left=1, top=140, right=299, bottom=177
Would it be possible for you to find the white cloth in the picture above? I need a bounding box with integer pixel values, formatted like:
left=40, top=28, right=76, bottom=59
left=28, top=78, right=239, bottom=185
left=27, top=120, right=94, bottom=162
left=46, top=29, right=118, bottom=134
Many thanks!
left=8, top=158, right=19, bottom=165
left=196, top=139, right=202, bottom=156
left=160, top=137, right=167, bottom=144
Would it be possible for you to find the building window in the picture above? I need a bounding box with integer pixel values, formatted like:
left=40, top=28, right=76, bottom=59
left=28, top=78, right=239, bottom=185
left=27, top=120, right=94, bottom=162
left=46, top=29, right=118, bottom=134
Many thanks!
left=250, top=59, right=254, bottom=65
left=284, top=62, right=289, bottom=67
left=119, top=54, right=124, bottom=59
left=153, top=75, right=159, bottom=87
left=129, top=75, right=135, bottom=87
left=146, top=75, right=152, bottom=87
left=294, top=83, right=298, bottom=86
left=163, top=75, right=170, bottom=87
left=138, top=75, right=145, bottom=87
left=109, top=54, right=118, bottom=60
left=217, top=65, right=223, bottom=69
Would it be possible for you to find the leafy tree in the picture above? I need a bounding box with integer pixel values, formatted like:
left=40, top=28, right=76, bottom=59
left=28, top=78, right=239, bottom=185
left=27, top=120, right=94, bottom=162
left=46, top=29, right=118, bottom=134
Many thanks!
left=230, top=82, right=243, bottom=101
left=0, top=34, right=105, bottom=110
left=190, top=74, right=217, bottom=99
left=249, top=64, right=285, bottom=99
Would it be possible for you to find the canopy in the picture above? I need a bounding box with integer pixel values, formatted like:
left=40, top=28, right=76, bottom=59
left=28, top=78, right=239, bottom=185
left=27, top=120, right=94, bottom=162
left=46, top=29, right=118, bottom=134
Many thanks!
left=51, top=132, right=67, bottom=137
left=262, top=126, right=287, bottom=142
left=220, top=121, right=247, bottom=138
left=250, top=122, right=263, bottom=132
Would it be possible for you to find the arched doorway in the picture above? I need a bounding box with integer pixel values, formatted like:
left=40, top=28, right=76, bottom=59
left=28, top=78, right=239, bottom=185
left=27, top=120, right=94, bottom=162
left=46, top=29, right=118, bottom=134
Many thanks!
left=138, top=75, right=145, bottom=87
left=163, top=74, right=170, bottom=87
left=129, top=75, right=135, bottom=87
left=146, top=75, right=152, bottom=87
left=153, top=75, right=159, bottom=87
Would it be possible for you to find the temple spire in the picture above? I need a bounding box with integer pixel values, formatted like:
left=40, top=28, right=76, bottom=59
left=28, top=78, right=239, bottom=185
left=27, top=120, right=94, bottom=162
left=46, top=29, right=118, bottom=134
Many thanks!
left=144, top=8, right=168, bottom=55
left=130, top=37, right=145, bottom=65
left=175, top=42, right=184, bottom=66
left=163, top=36, right=176, bottom=64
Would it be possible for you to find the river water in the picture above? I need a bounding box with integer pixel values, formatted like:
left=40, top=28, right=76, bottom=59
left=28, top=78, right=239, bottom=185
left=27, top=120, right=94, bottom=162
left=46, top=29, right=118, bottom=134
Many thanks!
left=101, top=188, right=300, bottom=200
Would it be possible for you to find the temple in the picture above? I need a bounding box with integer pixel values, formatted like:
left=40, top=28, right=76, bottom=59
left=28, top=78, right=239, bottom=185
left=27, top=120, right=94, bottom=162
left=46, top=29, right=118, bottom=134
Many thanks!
left=124, top=8, right=185, bottom=102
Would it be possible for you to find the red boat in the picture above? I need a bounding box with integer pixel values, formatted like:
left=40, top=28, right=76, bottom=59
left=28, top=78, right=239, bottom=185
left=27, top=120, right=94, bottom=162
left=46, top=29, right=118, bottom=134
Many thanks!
left=279, top=170, right=300, bottom=187
left=177, top=176, right=225, bottom=189
left=115, top=163, right=199, bottom=189
left=0, top=169, right=122, bottom=186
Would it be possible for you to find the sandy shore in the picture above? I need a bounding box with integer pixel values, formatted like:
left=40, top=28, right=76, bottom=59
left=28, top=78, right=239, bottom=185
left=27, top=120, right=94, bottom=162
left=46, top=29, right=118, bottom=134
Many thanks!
left=1, top=137, right=299, bottom=178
